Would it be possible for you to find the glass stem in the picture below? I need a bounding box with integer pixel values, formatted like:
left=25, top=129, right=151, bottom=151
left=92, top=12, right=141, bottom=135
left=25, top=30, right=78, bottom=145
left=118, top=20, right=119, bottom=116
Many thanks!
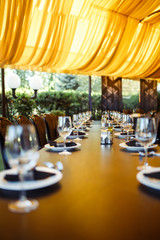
left=144, top=146, right=148, bottom=167
left=77, top=128, right=78, bottom=138
left=64, top=137, right=67, bottom=151
left=19, top=168, right=27, bottom=202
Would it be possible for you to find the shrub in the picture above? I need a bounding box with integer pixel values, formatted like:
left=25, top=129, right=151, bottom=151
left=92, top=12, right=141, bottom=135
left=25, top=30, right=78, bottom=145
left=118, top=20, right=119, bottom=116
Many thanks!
left=13, top=93, right=37, bottom=117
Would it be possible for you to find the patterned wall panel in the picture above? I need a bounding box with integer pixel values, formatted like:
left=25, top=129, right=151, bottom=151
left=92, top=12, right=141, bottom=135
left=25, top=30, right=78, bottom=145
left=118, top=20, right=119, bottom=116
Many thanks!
left=140, top=79, right=157, bottom=113
left=101, top=76, right=123, bottom=111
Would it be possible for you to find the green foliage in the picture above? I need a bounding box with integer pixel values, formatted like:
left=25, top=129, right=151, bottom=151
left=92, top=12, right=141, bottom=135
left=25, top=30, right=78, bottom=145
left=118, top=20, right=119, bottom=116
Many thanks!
left=123, top=94, right=140, bottom=111
left=0, top=91, right=15, bottom=121
left=34, top=90, right=102, bottom=119
left=36, top=90, right=90, bottom=116
left=13, top=93, right=37, bottom=117
left=1, top=90, right=141, bottom=121
left=50, top=110, right=65, bottom=116
left=14, top=69, right=34, bottom=88
left=55, top=74, right=79, bottom=90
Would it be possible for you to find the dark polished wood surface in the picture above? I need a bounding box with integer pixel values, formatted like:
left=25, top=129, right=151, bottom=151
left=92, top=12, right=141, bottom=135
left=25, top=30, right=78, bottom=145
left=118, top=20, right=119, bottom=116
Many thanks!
left=0, top=122, right=160, bottom=240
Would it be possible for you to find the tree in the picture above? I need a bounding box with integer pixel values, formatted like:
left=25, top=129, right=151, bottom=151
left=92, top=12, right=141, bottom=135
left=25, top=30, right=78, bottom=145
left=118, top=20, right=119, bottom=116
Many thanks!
left=14, top=69, right=34, bottom=88
left=55, top=73, right=79, bottom=90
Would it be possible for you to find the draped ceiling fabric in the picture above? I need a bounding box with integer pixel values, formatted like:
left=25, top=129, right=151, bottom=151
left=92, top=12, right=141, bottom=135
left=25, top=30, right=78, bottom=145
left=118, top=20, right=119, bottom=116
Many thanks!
left=0, top=0, right=160, bottom=80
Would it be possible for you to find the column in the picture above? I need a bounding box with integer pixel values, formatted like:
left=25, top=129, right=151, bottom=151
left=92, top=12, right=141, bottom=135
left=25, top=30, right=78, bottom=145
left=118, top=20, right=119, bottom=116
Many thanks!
left=140, top=79, right=157, bottom=113
left=101, top=76, right=123, bottom=111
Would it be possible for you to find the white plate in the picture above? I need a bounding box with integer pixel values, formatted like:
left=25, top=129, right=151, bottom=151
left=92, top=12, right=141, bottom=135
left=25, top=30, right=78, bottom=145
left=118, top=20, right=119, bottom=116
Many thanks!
left=78, top=127, right=90, bottom=131
left=68, top=132, right=88, bottom=139
left=113, top=126, right=122, bottom=132
left=136, top=168, right=160, bottom=190
left=45, top=142, right=81, bottom=152
left=114, top=132, right=135, bottom=139
left=0, top=166, right=63, bottom=191
left=119, top=142, right=158, bottom=152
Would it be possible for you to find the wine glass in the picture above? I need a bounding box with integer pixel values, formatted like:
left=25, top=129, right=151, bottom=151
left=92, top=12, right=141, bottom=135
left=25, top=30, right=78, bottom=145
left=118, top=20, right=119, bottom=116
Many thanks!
left=57, top=116, right=72, bottom=155
left=5, top=124, right=39, bottom=213
left=72, top=114, right=82, bottom=141
left=122, top=115, right=133, bottom=141
left=135, top=117, right=157, bottom=170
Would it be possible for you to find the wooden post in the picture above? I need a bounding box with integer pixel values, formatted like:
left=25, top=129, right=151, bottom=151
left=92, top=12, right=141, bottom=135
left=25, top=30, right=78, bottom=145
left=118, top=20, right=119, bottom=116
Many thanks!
left=101, top=76, right=123, bottom=111
left=140, top=79, right=157, bottom=113
left=1, top=68, right=6, bottom=117
left=89, top=76, right=92, bottom=112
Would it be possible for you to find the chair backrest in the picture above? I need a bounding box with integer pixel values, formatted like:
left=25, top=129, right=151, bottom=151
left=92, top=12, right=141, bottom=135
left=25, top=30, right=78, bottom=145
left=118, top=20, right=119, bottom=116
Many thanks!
left=42, top=114, right=58, bottom=141
left=0, top=117, right=13, bottom=138
left=153, top=112, right=160, bottom=142
left=30, top=115, right=47, bottom=149
left=13, top=115, right=32, bottom=125
left=49, top=113, right=59, bottom=138
left=0, top=117, right=13, bottom=169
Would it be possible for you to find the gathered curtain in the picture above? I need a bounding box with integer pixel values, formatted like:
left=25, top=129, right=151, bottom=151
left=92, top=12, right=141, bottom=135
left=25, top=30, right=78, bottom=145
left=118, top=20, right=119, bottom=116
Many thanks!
left=0, top=0, right=160, bottom=79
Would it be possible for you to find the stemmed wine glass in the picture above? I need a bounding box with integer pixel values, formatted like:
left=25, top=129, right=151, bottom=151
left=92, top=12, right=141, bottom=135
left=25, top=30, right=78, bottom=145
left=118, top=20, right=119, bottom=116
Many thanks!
left=72, top=114, right=82, bottom=141
left=135, top=117, right=157, bottom=170
left=122, top=114, right=133, bottom=141
left=79, top=113, right=86, bottom=130
left=5, top=124, right=39, bottom=213
left=57, top=116, right=72, bottom=155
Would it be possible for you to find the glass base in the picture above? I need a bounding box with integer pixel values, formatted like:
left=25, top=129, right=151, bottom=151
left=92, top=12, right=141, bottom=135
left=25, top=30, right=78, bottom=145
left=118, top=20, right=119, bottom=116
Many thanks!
left=8, top=199, right=39, bottom=213
left=59, top=150, right=71, bottom=155
left=137, top=165, right=152, bottom=171
left=74, top=137, right=82, bottom=141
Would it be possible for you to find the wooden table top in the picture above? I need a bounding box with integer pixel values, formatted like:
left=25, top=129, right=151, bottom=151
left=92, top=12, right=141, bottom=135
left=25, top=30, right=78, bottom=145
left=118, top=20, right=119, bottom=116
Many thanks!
left=0, top=121, right=160, bottom=240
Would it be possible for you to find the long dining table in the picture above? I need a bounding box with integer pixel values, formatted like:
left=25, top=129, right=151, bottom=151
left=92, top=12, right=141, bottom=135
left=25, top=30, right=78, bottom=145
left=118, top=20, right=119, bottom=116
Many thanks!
left=0, top=121, right=160, bottom=240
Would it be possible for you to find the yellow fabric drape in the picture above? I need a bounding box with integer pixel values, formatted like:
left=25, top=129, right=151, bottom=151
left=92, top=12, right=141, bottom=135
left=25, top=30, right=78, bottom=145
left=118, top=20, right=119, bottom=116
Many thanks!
left=0, top=0, right=160, bottom=79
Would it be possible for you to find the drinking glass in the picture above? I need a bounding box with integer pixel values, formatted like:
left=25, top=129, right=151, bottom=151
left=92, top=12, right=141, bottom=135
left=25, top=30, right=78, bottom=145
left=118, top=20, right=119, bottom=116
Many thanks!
left=5, top=125, right=39, bottom=213
left=122, top=115, right=133, bottom=141
left=57, top=116, right=72, bottom=155
left=72, top=114, right=82, bottom=141
left=135, top=117, right=157, bottom=170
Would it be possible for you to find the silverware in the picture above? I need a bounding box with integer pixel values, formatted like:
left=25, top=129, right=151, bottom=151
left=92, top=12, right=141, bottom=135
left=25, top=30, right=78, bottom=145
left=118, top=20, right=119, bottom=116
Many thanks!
left=42, top=161, right=63, bottom=171
left=131, top=151, right=160, bottom=157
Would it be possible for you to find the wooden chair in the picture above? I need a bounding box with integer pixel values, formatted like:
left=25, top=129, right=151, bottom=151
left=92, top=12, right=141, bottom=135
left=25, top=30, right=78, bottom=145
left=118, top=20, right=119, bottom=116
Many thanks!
left=135, top=108, right=145, bottom=114
left=49, top=113, right=59, bottom=138
left=0, top=117, right=13, bottom=169
left=0, top=117, right=13, bottom=138
left=42, top=113, right=58, bottom=141
left=42, top=114, right=57, bottom=141
left=13, top=115, right=32, bottom=125
left=30, top=115, right=47, bottom=149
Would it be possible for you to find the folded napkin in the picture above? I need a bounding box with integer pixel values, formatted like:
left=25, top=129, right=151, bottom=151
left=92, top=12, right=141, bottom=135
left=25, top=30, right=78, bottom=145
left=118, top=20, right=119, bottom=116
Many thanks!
left=49, top=141, right=77, bottom=147
left=70, top=131, right=85, bottom=136
left=120, top=131, right=135, bottom=136
left=4, top=168, right=55, bottom=182
left=144, top=172, right=160, bottom=180
left=126, top=140, right=142, bottom=147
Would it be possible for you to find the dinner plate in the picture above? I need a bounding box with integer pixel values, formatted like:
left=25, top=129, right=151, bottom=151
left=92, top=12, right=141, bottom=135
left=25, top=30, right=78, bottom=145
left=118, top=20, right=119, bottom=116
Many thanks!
left=136, top=167, right=160, bottom=190
left=78, top=127, right=90, bottom=131
left=114, top=132, right=135, bottom=139
left=113, top=126, right=122, bottom=132
left=119, top=142, right=158, bottom=152
left=45, top=142, right=81, bottom=152
left=0, top=167, right=63, bottom=191
left=67, top=132, right=88, bottom=139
